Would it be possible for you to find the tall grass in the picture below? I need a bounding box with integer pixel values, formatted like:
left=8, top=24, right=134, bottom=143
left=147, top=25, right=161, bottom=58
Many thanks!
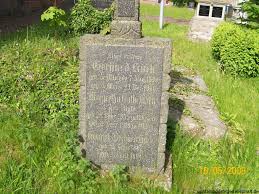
left=140, top=4, right=195, bottom=20
left=0, top=5, right=258, bottom=193
left=143, top=20, right=259, bottom=192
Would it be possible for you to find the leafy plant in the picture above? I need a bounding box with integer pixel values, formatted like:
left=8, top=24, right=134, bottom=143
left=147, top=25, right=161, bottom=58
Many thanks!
left=69, top=0, right=114, bottom=35
left=212, top=22, right=259, bottom=77
left=171, top=0, right=194, bottom=7
left=48, top=139, right=98, bottom=193
left=110, top=165, right=129, bottom=187
left=41, top=6, right=67, bottom=27
left=241, top=0, right=259, bottom=28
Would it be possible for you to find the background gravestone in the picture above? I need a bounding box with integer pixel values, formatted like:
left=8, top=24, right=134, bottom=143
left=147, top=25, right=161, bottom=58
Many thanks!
left=79, top=0, right=172, bottom=189
left=91, top=0, right=113, bottom=9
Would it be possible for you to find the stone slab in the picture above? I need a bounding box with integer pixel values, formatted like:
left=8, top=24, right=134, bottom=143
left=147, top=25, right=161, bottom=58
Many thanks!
left=79, top=34, right=172, bottom=173
left=169, top=66, right=227, bottom=140
left=188, top=16, right=223, bottom=41
left=184, top=94, right=227, bottom=139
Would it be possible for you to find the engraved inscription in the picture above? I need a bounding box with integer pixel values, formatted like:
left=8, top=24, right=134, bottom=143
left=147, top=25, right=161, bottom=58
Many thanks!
left=83, top=45, right=164, bottom=169
left=117, top=0, right=135, bottom=17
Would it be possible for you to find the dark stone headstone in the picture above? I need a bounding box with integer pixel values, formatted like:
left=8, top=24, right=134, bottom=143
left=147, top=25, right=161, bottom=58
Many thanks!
left=91, top=0, right=113, bottom=9
left=79, top=0, right=172, bottom=190
left=80, top=36, right=171, bottom=172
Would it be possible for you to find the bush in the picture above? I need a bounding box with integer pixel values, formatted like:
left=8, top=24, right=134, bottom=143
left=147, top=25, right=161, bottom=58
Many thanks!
left=212, top=23, right=259, bottom=77
left=41, top=6, right=68, bottom=36
left=41, top=6, right=67, bottom=28
left=69, top=0, right=114, bottom=35
left=171, top=0, right=195, bottom=7
left=241, top=0, right=259, bottom=28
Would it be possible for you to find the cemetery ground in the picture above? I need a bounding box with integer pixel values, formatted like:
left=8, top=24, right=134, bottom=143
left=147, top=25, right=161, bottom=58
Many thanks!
left=0, top=4, right=258, bottom=193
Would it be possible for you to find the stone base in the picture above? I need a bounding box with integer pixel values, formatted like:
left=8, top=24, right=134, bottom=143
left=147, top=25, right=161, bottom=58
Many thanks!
left=99, top=152, right=172, bottom=191
left=111, top=20, right=142, bottom=39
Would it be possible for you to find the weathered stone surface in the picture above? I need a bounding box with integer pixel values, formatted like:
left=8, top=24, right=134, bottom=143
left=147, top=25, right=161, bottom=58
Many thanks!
left=117, top=0, right=135, bottom=17
left=184, top=94, right=227, bottom=139
left=190, top=75, right=208, bottom=92
left=111, top=21, right=142, bottom=39
left=79, top=34, right=172, bottom=173
left=111, top=0, right=142, bottom=39
left=80, top=0, right=172, bottom=189
left=91, top=0, right=113, bottom=9
left=169, top=66, right=227, bottom=140
left=188, top=16, right=223, bottom=41
left=114, top=0, right=139, bottom=21
left=180, top=115, right=203, bottom=136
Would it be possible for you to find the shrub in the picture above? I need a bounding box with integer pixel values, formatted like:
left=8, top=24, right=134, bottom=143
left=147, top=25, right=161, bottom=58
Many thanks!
left=241, top=0, right=259, bottom=28
left=211, top=23, right=239, bottom=60
left=212, top=23, right=259, bottom=77
left=41, top=6, right=68, bottom=36
left=171, top=0, right=195, bottom=7
left=41, top=6, right=67, bottom=28
left=69, top=0, right=114, bottom=35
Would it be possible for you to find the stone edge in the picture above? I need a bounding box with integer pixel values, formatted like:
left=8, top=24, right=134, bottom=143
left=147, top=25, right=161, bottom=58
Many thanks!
left=79, top=38, right=87, bottom=155
left=157, top=38, right=172, bottom=175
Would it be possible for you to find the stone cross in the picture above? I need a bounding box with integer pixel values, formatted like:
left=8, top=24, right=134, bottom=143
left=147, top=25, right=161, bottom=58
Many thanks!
left=111, top=0, right=142, bottom=38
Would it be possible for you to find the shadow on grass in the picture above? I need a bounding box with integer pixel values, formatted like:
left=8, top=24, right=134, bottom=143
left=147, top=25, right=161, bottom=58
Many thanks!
left=165, top=69, right=194, bottom=181
left=163, top=23, right=170, bottom=29
left=166, top=69, right=193, bottom=149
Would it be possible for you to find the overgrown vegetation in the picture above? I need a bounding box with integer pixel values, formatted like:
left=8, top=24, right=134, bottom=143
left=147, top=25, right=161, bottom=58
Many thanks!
left=69, top=0, right=114, bottom=35
left=40, top=0, right=114, bottom=35
left=143, top=20, right=258, bottom=191
left=41, top=6, right=67, bottom=28
left=171, top=0, right=194, bottom=7
left=241, top=0, right=259, bottom=28
left=0, top=26, right=99, bottom=193
left=211, top=22, right=259, bottom=77
left=0, top=4, right=258, bottom=193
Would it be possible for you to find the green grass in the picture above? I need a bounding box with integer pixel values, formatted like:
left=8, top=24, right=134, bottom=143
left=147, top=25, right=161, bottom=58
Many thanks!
left=0, top=5, right=258, bottom=193
left=140, top=4, right=195, bottom=20
left=143, top=19, right=259, bottom=192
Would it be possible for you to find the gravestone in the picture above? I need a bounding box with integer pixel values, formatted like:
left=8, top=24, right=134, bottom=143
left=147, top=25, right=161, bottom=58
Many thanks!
left=91, top=0, right=114, bottom=9
left=79, top=0, right=172, bottom=189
